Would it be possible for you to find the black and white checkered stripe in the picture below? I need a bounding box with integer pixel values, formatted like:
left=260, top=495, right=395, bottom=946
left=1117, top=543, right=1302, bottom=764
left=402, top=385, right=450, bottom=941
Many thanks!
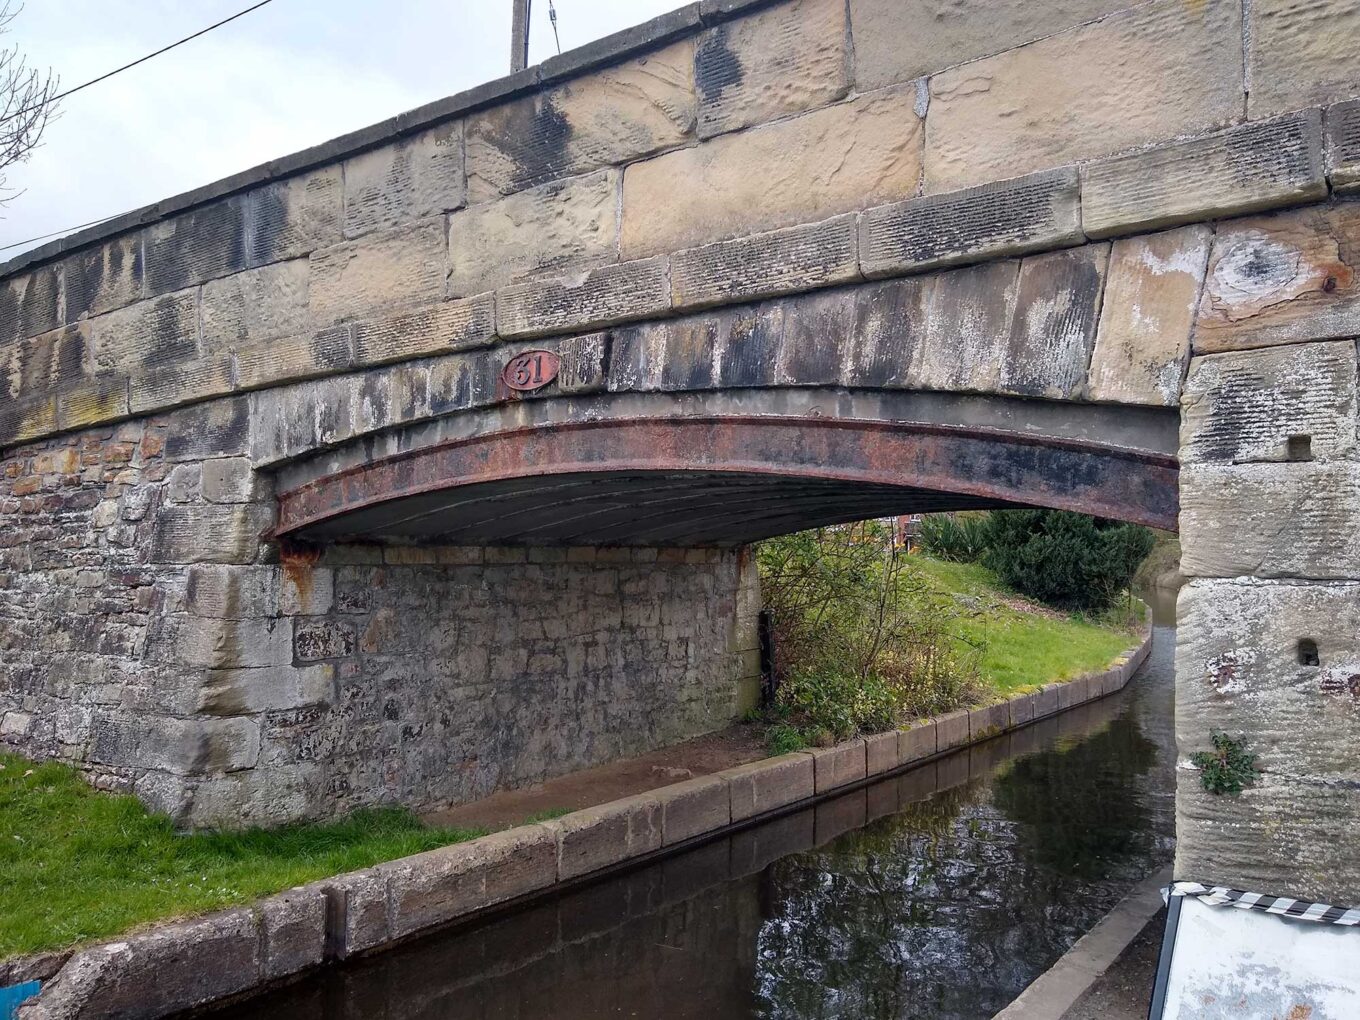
left=1171, top=882, right=1360, bottom=926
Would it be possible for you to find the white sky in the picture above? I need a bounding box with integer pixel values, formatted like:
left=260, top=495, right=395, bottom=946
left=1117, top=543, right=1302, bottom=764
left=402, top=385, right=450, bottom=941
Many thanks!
left=4, top=0, right=685, bottom=257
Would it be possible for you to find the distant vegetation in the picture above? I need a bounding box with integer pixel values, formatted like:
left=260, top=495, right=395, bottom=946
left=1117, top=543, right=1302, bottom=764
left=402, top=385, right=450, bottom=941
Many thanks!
left=920, top=510, right=1154, bottom=613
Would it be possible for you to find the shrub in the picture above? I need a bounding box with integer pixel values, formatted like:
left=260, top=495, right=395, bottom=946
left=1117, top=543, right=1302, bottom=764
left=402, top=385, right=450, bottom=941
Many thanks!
left=918, top=512, right=990, bottom=563
left=757, top=522, right=985, bottom=747
left=980, top=510, right=1154, bottom=612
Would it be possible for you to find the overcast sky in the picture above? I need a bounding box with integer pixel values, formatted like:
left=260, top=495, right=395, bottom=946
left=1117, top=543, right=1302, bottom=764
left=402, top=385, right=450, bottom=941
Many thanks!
left=4, top=0, right=684, bottom=257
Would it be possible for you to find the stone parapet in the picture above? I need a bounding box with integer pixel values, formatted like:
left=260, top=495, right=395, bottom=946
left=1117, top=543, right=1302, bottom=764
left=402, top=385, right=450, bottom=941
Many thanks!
left=15, top=624, right=1151, bottom=1020
left=3, top=0, right=1360, bottom=454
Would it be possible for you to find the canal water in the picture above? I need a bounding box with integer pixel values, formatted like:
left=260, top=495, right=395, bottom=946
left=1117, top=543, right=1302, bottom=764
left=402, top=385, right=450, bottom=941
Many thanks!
left=212, top=624, right=1176, bottom=1020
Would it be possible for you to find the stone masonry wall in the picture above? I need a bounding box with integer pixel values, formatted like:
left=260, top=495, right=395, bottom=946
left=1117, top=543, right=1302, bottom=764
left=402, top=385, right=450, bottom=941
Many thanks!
left=0, top=407, right=760, bottom=827
left=1175, top=224, right=1360, bottom=902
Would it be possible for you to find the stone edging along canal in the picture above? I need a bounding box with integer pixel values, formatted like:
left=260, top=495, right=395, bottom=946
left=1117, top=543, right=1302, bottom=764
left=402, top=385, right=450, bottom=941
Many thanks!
left=16, top=622, right=1153, bottom=1020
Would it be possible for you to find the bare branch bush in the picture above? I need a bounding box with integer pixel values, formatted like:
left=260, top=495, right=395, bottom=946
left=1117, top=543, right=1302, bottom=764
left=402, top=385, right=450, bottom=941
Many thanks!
left=0, top=2, right=57, bottom=208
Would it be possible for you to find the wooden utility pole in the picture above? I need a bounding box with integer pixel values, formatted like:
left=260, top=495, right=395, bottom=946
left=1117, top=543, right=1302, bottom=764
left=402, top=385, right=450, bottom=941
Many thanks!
left=511, top=0, right=532, bottom=73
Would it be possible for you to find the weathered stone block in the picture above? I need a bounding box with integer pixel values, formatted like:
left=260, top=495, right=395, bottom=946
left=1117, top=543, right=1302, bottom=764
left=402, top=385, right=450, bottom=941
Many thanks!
left=151, top=505, right=269, bottom=564
left=88, top=290, right=198, bottom=376
left=861, top=167, right=1082, bottom=279
left=656, top=774, right=730, bottom=844
left=1057, top=680, right=1082, bottom=711
left=723, top=751, right=815, bottom=821
left=1194, top=204, right=1360, bottom=354
left=622, top=84, right=923, bottom=258
left=1177, top=578, right=1360, bottom=899
left=144, top=196, right=248, bottom=295
left=247, top=166, right=344, bottom=266
left=199, top=664, right=334, bottom=716
left=968, top=702, right=1009, bottom=742
left=848, top=0, right=1130, bottom=91
left=343, top=122, right=465, bottom=238
left=935, top=712, right=968, bottom=750
left=294, top=619, right=356, bottom=662
left=1181, top=340, right=1358, bottom=465
left=234, top=326, right=352, bottom=390
left=898, top=719, right=936, bottom=764
left=1181, top=463, right=1360, bottom=580
left=466, top=40, right=695, bottom=202
left=259, top=886, right=326, bottom=981
left=448, top=170, right=619, bottom=297
left=999, top=244, right=1108, bottom=400
left=911, top=260, right=1018, bottom=393
left=1178, top=773, right=1360, bottom=903
left=55, top=378, right=130, bottom=433
left=812, top=739, right=866, bottom=794
left=1082, top=112, right=1326, bottom=239
left=62, top=231, right=144, bottom=321
left=200, top=259, right=309, bottom=355
left=696, top=0, right=847, bottom=138
left=1246, top=0, right=1360, bottom=119
left=163, top=396, right=250, bottom=460
left=385, top=825, right=556, bottom=939
left=1033, top=685, right=1062, bottom=719
left=555, top=332, right=609, bottom=394
left=551, top=792, right=663, bottom=880
left=0, top=264, right=60, bottom=345
left=924, top=0, right=1243, bottom=192
left=1008, top=693, right=1035, bottom=729
left=327, top=868, right=390, bottom=958
left=671, top=214, right=858, bottom=311
left=171, top=616, right=294, bottom=669
left=352, top=295, right=496, bottom=367
left=22, top=908, right=260, bottom=1019
left=863, top=730, right=899, bottom=776
left=496, top=258, right=669, bottom=339
left=186, top=565, right=278, bottom=620
left=1326, top=100, right=1360, bottom=194
left=5, top=323, right=86, bottom=400
left=308, top=219, right=447, bottom=325
left=200, top=458, right=260, bottom=504
left=840, top=277, right=929, bottom=389
left=1088, top=225, right=1211, bottom=407
left=128, top=355, right=233, bottom=415
left=88, top=714, right=260, bottom=775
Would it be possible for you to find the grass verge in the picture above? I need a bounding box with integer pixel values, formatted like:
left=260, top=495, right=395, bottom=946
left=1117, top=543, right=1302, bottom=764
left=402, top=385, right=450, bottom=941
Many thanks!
left=0, top=754, right=485, bottom=961
left=911, top=556, right=1142, bottom=695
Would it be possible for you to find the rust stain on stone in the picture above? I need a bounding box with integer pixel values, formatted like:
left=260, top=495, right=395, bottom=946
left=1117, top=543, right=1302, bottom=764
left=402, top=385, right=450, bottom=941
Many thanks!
left=281, top=542, right=323, bottom=607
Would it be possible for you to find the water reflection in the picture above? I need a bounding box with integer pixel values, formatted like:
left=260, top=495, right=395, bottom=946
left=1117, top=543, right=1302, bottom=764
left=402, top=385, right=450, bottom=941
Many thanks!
left=209, top=629, right=1176, bottom=1020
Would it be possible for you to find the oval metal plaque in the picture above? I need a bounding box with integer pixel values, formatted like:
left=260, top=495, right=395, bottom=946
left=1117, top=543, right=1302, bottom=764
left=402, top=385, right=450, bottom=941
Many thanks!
left=501, top=350, right=560, bottom=392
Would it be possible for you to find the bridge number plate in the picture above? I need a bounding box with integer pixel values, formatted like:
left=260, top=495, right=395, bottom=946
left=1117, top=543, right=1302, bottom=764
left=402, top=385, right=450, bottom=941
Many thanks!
left=501, top=350, right=560, bottom=392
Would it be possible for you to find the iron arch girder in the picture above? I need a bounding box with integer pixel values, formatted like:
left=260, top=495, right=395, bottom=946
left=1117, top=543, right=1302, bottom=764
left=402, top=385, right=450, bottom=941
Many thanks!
left=274, top=415, right=1180, bottom=543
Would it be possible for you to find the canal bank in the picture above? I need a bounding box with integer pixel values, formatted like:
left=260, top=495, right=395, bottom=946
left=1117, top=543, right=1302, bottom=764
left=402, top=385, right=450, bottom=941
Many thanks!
left=204, top=623, right=1173, bottom=1020
left=13, top=625, right=1154, bottom=1019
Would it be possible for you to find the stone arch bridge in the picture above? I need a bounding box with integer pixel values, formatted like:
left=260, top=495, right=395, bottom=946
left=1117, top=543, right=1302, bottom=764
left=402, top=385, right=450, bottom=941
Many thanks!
left=3, top=0, right=1360, bottom=904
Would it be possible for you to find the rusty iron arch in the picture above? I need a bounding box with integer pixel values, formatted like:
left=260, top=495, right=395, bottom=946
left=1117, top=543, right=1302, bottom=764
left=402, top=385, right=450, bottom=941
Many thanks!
left=275, top=414, right=1179, bottom=546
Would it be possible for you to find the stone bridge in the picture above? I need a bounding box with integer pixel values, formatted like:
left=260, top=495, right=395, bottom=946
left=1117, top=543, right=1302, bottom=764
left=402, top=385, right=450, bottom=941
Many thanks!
left=3, top=0, right=1359, bottom=904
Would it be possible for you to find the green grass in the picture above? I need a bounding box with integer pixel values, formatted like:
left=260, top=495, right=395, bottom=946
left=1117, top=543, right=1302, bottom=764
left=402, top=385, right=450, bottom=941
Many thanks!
left=0, top=754, right=486, bottom=960
left=910, top=556, right=1141, bottom=696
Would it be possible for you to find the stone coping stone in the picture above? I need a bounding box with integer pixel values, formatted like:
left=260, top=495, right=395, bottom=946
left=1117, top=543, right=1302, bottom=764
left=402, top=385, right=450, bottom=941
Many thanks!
left=811, top=739, right=868, bottom=794
left=726, top=751, right=816, bottom=821
left=20, top=623, right=1152, bottom=1020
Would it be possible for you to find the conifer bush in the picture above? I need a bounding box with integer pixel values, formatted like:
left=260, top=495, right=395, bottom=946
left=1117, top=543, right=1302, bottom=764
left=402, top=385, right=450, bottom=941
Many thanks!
left=980, top=510, right=1154, bottom=612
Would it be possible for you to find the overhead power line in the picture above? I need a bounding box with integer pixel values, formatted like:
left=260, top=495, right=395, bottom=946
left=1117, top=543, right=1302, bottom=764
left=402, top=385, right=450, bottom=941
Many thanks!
left=0, top=0, right=278, bottom=126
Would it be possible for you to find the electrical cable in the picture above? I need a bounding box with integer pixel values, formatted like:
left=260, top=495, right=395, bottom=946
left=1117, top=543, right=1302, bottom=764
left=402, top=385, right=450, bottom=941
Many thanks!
left=0, top=0, right=277, bottom=126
